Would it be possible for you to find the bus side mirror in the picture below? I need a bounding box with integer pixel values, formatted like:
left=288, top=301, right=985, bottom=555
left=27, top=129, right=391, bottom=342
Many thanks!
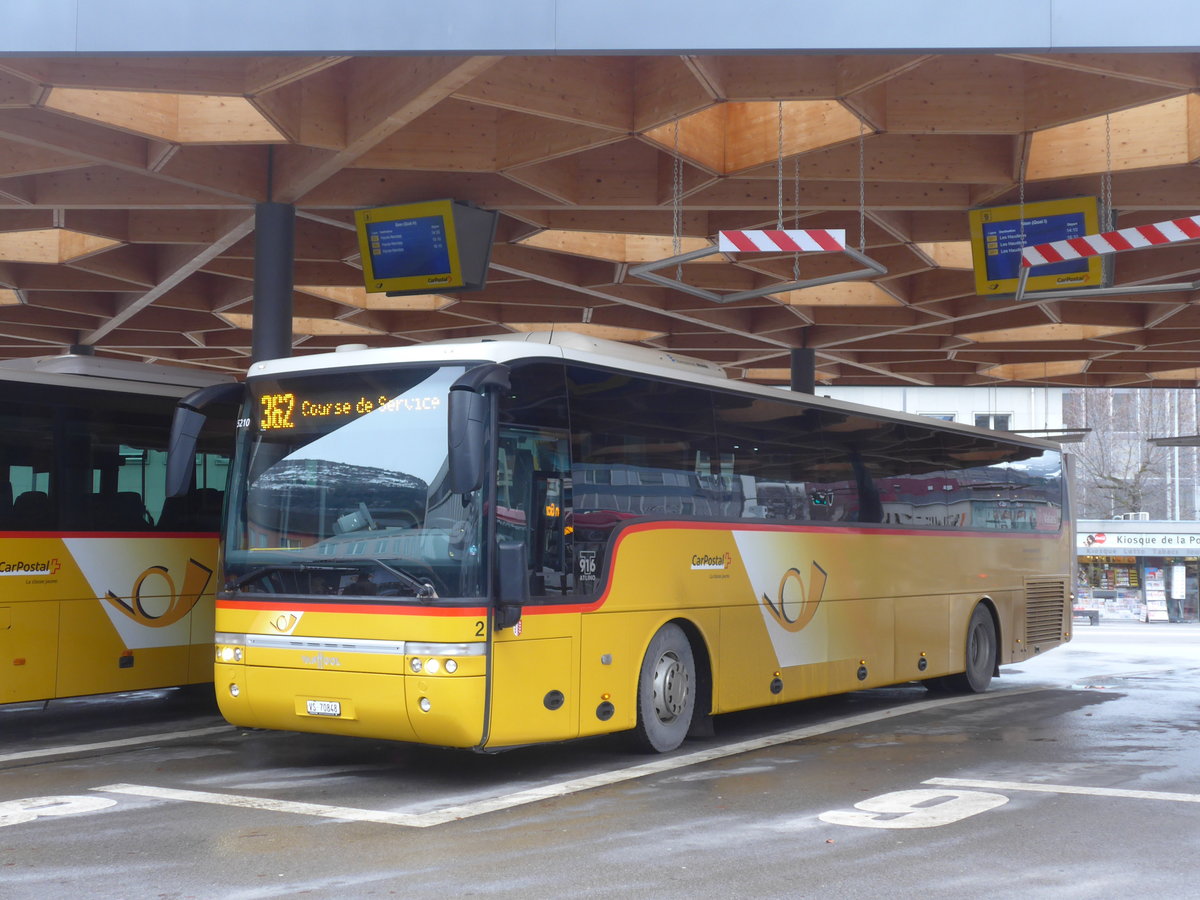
left=446, top=363, right=510, bottom=495
left=166, top=406, right=207, bottom=498
left=165, top=382, right=244, bottom=498
left=495, top=540, right=528, bottom=630
left=447, top=388, right=487, bottom=494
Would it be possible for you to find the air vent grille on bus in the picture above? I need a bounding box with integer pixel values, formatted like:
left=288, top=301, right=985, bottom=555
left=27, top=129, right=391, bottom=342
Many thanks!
left=1026, top=578, right=1068, bottom=645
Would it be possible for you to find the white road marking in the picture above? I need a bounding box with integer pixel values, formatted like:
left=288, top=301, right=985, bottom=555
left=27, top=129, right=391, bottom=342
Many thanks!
left=925, top=777, right=1200, bottom=804
left=819, top=788, right=1008, bottom=829
left=92, top=688, right=1042, bottom=828
left=93, top=783, right=427, bottom=827
left=0, top=725, right=231, bottom=766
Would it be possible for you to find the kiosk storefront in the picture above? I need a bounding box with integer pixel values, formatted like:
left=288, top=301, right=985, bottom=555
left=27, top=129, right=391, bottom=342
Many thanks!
left=1077, top=520, right=1200, bottom=623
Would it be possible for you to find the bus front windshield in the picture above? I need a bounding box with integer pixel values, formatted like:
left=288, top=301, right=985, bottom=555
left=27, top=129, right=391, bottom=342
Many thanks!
left=224, top=364, right=484, bottom=600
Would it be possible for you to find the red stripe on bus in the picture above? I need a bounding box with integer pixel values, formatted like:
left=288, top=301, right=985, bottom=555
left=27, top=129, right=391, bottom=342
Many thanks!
left=0, top=530, right=217, bottom=538
left=217, top=520, right=1062, bottom=620
left=217, top=599, right=489, bottom=616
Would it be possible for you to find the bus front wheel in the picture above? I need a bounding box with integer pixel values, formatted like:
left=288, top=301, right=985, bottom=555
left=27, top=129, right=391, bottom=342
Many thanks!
left=631, top=623, right=696, bottom=753
left=943, top=604, right=996, bottom=693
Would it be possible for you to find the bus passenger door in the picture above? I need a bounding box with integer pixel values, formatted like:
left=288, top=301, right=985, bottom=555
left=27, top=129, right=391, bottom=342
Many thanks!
left=487, top=427, right=580, bottom=747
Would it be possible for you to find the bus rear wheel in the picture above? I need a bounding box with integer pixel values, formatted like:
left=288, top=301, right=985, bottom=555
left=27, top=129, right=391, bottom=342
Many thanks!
left=943, top=604, right=996, bottom=693
left=631, top=623, right=696, bottom=753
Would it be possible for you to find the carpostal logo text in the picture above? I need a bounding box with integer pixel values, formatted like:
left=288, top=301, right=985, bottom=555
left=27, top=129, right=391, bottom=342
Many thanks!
left=0, top=558, right=61, bottom=576
left=691, top=552, right=732, bottom=571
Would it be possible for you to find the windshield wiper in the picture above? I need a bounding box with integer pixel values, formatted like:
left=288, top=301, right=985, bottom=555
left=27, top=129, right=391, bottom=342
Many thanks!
left=233, top=563, right=354, bottom=590
left=374, top=559, right=439, bottom=601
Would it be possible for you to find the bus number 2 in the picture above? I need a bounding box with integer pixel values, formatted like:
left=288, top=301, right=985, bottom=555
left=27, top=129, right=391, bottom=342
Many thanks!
left=475, top=620, right=485, bottom=637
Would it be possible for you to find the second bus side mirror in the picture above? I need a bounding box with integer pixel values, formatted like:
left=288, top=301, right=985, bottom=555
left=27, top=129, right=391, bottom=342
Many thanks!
left=447, top=388, right=488, bottom=494
left=495, top=540, right=528, bottom=630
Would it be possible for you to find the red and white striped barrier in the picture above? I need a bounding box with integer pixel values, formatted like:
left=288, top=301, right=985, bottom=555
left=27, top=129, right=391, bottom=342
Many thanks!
left=1020, top=215, right=1200, bottom=268
left=718, top=229, right=846, bottom=253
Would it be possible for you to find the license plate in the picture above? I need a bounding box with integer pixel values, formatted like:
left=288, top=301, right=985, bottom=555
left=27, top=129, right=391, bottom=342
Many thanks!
left=306, top=699, right=341, bottom=717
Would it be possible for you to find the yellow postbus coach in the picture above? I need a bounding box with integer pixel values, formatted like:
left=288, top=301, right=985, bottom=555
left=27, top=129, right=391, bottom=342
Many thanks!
left=172, top=333, right=1072, bottom=753
left=1, top=354, right=232, bottom=705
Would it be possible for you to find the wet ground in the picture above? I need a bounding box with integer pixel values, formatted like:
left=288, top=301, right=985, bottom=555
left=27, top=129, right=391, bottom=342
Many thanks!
left=2, top=622, right=1198, bottom=899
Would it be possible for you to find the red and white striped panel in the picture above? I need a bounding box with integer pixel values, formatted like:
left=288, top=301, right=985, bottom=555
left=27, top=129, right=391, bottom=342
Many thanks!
left=1020, top=215, right=1200, bottom=268
left=718, top=229, right=846, bottom=253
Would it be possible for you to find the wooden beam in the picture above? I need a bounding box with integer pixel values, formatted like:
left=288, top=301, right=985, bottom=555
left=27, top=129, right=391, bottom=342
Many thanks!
left=79, top=211, right=255, bottom=344
left=455, top=57, right=633, bottom=131
left=271, top=55, right=500, bottom=203
left=351, top=100, right=498, bottom=172
left=633, top=56, right=715, bottom=132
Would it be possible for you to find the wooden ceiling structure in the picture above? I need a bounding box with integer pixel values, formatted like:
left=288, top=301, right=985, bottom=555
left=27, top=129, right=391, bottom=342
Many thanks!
left=3, top=52, right=1200, bottom=386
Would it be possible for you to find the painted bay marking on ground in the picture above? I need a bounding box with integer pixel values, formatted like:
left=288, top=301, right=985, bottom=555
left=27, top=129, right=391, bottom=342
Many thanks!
left=92, top=784, right=427, bottom=827
left=0, top=725, right=232, bottom=766
left=925, top=777, right=1200, bottom=805
left=91, top=688, right=1044, bottom=829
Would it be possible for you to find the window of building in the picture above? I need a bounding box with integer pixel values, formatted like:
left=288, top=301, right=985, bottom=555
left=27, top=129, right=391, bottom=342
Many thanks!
left=974, top=413, right=1011, bottom=431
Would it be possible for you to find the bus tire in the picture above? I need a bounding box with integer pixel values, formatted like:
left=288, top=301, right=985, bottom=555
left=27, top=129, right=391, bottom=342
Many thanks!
left=631, top=623, right=696, bottom=753
left=944, top=604, right=996, bottom=693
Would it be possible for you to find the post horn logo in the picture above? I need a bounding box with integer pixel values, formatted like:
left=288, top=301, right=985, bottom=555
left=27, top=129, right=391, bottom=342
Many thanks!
left=762, top=562, right=828, bottom=633
left=104, top=558, right=212, bottom=627
left=270, top=613, right=301, bottom=634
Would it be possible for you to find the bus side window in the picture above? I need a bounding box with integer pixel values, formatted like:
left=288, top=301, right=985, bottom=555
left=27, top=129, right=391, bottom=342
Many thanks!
left=567, top=366, right=718, bottom=589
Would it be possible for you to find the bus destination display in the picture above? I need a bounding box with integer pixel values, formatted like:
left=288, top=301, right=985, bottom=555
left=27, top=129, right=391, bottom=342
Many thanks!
left=258, top=391, right=441, bottom=432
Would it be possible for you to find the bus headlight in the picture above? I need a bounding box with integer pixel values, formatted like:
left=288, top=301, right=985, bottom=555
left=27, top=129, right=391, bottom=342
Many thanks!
left=444, top=659, right=458, bottom=674
left=229, top=683, right=240, bottom=698
left=409, top=658, right=422, bottom=674
left=425, top=658, right=440, bottom=674
left=419, top=697, right=431, bottom=712
left=216, top=646, right=243, bottom=663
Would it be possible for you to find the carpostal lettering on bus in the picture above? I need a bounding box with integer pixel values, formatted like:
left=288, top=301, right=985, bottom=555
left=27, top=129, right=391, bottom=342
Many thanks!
left=691, top=552, right=731, bottom=571
left=1, top=559, right=61, bottom=576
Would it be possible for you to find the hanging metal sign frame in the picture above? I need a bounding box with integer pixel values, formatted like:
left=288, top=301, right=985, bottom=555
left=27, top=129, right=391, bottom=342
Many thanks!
left=627, top=229, right=887, bottom=305
left=1015, top=214, right=1200, bottom=302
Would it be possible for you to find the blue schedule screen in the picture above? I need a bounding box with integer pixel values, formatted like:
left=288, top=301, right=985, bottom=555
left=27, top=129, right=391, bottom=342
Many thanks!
left=365, top=215, right=451, bottom=280
left=981, top=211, right=1090, bottom=281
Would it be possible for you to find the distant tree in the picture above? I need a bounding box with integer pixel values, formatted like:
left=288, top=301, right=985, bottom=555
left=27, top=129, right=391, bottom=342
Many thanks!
left=1064, top=389, right=1171, bottom=518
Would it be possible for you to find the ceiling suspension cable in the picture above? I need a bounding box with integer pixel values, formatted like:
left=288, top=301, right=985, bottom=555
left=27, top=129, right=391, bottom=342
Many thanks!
left=673, top=119, right=683, bottom=281
left=793, top=152, right=801, bottom=281
left=858, top=119, right=867, bottom=255
left=1101, top=114, right=1114, bottom=232
left=626, top=110, right=887, bottom=304
left=776, top=101, right=785, bottom=230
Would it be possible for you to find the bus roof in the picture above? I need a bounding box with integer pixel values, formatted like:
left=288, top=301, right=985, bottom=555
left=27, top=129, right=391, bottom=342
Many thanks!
left=246, top=332, right=1063, bottom=453
left=0, top=353, right=235, bottom=396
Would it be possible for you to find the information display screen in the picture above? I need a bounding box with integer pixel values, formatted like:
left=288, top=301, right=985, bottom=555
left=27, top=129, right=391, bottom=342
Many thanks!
left=354, top=199, right=498, bottom=295
left=968, top=197, right=1106, bottom=296
left=363, top=215, right=452, bottom=282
